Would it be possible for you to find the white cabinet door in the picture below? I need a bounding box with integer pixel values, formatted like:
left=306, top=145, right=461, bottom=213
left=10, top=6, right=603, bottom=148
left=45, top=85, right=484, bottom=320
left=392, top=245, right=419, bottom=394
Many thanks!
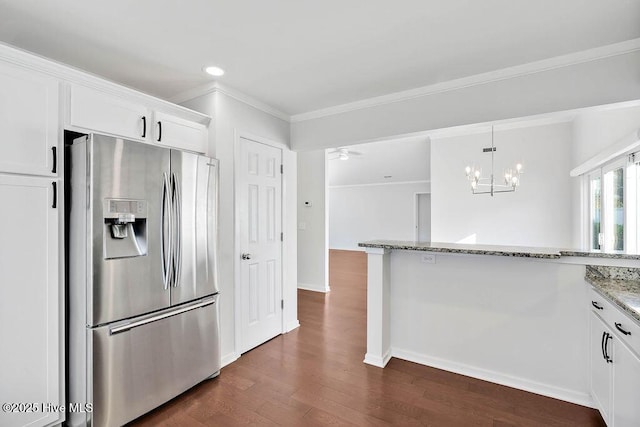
left=613, top=340, right=640, bottom=427
left=154, top=111, right=207, bottom=153
left=590, top=312, right=612, bottom=423
left=69, top=84, right=149, bottom=141
left=0, top=62, right=59, bottom=176
left=0, top=174, right=62, bottom=427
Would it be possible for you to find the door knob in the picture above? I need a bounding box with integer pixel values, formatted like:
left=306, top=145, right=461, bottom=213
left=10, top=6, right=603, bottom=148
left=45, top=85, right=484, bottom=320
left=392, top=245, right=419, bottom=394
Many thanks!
left=241, top=253, right=252, bottom=260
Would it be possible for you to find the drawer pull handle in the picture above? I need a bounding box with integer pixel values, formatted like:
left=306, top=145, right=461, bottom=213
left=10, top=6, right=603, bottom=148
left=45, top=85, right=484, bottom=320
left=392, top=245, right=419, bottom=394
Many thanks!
left=615, top=322, right=631, bottom=336
left=157, top=121, right=162, bottom=142
left=141, top=116, right=147, bottom=138
left=591, top=301, right=604, bottom=310
left=604, top=332, right=613, bottom=363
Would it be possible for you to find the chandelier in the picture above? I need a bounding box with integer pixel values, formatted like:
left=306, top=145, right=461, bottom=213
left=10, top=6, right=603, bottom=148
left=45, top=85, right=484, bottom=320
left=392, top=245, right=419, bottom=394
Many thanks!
left=465, top=127, right=523, bottom=196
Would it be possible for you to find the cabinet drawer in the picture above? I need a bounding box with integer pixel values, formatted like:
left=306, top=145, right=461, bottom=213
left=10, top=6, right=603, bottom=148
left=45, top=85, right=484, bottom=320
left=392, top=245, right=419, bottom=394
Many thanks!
left=610, top=309, right=640, bottom=358
left=590, top=287, right=640, bottom=357
left=69, top=85, right=149, bottom=141
left=589, top=288, right=616, bottom=323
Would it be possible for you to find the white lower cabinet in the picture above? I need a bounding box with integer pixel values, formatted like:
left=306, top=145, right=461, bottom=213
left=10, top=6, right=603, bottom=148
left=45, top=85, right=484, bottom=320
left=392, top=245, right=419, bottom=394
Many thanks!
left=0, top=174, right=62, bottom=427
left=590, top=313, right=612, bottom=422
left=589, top=292, right=640, bottom=427
left=612, top=338, right=640, bottom=427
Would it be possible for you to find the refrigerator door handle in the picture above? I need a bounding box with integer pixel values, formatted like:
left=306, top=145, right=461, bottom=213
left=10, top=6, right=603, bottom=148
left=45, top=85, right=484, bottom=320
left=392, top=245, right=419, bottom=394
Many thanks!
left=161, top=172, right=172, bottom=289
left=172, top=172, right=182, bottom=287
left=109, top=297, right=216, bottom=335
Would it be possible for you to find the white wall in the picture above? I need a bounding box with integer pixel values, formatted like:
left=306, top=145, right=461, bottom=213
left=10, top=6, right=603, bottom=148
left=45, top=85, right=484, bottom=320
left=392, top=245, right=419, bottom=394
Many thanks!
left=431, top=121, right=573, bottom=247
left=329, top=182, right=430, bottom=251
left=181, top=90, right=298, bottom=366
left=297, top=150, right=328, bottom=292
left=291, top=51, right=640, bottom=150
left=389, top=252, right=590, bottom=406
left=569, top=104, right=640, bottom=248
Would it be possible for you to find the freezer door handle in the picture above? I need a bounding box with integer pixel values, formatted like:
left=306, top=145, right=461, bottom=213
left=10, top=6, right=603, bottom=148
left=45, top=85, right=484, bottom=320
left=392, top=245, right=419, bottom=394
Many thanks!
left=172, top=172, right=182, bottom=287
left=161, top=172, right=172, bottom=289
left=110, top=297, right=215, bottom=335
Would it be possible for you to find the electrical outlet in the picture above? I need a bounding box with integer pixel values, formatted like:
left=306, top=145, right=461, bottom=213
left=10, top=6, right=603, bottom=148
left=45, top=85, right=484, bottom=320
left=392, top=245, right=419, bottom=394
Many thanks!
left=421, top=254, right=436, bottom=264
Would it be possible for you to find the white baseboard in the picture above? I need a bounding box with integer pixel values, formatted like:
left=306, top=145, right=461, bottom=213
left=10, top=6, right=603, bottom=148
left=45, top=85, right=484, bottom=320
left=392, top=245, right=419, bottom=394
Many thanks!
left=221, top=351, right=240, bottom=368
left=363, top=349, right=392, bottom=368
left=391, top=348, right=595, bottom=408
left=298, top=283, right=330, bottom=293
left=285, top=319, right=300, bottom=332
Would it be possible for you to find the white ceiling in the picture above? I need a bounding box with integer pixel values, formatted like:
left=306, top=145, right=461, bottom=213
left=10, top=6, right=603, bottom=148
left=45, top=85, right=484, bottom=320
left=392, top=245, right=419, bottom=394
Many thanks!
left=1, top=1, right=639, bottom=115
left=328, top=137, right=430, bottom=186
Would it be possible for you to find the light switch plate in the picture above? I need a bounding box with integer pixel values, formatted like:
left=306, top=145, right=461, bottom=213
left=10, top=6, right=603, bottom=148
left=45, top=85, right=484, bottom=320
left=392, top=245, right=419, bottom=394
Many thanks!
left=298, top=222, right=307, bottom=230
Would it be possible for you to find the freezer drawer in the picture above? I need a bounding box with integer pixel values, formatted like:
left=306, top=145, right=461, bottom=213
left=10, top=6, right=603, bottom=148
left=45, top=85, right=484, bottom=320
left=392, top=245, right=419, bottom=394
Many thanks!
left=85, top=296, right=219, bottom=427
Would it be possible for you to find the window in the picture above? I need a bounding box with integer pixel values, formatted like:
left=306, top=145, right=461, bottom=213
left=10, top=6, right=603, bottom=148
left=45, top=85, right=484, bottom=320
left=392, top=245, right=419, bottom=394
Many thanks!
left=588, top=172, right=601, bottom=250
left=587, top=154, right=639, bottom=253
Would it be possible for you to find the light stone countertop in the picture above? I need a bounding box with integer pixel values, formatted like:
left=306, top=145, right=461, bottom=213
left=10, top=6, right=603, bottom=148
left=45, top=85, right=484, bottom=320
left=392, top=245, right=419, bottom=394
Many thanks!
left=358, top=240, right=640, bottom=260
left=586, top=266, right=640, bottom=324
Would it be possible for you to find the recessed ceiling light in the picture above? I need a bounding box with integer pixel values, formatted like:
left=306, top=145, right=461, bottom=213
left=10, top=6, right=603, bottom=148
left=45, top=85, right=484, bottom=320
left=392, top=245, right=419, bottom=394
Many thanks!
left=204, top=66, right=225, bottom=77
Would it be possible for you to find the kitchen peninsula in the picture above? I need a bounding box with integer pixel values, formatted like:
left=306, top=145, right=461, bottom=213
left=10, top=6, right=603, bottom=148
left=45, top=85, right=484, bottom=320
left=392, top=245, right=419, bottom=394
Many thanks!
left=358, top=240, right=640, bottom=414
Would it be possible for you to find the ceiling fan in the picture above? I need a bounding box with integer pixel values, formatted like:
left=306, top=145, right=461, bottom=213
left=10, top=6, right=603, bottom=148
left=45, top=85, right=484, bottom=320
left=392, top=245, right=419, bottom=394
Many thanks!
left=327, top=147, right=363, bottom=160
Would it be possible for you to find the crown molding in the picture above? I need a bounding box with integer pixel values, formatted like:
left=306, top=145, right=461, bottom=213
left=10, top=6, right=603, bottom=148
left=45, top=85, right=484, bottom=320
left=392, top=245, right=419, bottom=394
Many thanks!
left=170, top=81, right=291, bottom=122
left=0, top=42, right=211, bottom=123
left=291, top=38, right=640, bottom=123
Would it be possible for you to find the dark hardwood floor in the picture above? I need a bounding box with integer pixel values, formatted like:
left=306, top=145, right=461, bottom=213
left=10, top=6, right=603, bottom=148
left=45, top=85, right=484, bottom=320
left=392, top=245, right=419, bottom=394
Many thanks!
left=131, top=249, right=605, bottom=426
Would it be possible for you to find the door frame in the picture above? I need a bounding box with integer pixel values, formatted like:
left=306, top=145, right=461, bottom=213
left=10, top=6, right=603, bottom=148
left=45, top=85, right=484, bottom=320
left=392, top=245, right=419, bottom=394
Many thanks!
left=233, top=130, right=287, bottom=356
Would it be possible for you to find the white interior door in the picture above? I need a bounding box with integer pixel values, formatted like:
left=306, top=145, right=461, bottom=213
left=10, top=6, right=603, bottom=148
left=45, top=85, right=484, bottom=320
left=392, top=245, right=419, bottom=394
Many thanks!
left=238, top=137, right=283, bottom=353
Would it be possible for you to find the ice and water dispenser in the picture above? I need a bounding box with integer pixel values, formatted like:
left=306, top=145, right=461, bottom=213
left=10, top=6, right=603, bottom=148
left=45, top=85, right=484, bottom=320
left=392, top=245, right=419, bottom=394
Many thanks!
left=103, top=198, right=148, bottom=259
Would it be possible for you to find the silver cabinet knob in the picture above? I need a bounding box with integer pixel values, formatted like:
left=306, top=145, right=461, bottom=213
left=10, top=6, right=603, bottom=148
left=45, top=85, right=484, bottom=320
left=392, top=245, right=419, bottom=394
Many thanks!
left=241, top=253, right=252, bottom=260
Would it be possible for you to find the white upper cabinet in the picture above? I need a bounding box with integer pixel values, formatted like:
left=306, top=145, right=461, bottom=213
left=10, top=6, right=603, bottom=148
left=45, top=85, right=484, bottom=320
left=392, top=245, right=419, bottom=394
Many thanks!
left=68, top=85, right=209, bottom=154
left=0, top=62, right=59, bottom=177
left=153, top=111, right=208, bottom=153
left=69, top=84, right=150, bottom=141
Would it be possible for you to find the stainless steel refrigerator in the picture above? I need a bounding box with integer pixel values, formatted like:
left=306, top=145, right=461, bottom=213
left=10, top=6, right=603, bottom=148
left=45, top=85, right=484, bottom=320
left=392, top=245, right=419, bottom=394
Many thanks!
left=67, top=134, right=220, bottom=427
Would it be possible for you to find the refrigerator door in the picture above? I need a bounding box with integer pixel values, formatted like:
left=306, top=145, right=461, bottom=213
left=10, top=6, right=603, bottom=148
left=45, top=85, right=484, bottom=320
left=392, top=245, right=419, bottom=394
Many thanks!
left=85, top=296, right=220, bottom=427
left=88, top=135, right=171, bottom=325
left=170, top=150, right=218, bottom=305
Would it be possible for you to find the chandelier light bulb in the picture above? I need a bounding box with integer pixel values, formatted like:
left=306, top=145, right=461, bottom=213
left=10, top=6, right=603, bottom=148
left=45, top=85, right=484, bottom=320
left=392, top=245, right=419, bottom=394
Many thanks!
left=474, top=170, right=481, bottom=178
left=516, top=163, right=522, bottom=172
left=465, top=166, right=471, bottom=175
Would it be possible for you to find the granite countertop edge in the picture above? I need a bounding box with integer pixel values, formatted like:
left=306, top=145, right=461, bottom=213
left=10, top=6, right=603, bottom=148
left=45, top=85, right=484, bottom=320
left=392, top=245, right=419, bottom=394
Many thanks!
left=586, top=275, right=640, bottom=324
left=357, top=241, right=640, bottom=260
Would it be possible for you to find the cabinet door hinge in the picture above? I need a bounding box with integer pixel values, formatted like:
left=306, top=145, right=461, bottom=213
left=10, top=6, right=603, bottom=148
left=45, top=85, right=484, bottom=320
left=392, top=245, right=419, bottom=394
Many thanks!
left=280, top=232, right=283, bottom=242
left=280, top=164, right=283, bottom=174
left=281, top=299, right=284, bottom=309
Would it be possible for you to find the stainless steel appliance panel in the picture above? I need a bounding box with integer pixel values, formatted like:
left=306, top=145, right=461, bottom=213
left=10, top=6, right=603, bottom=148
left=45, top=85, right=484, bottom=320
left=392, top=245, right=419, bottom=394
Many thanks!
left=170, top=151, right=218, bottom=305
left=89, top=135, right=171, bottom=325
left=90, top=296, right=220, bottom=427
